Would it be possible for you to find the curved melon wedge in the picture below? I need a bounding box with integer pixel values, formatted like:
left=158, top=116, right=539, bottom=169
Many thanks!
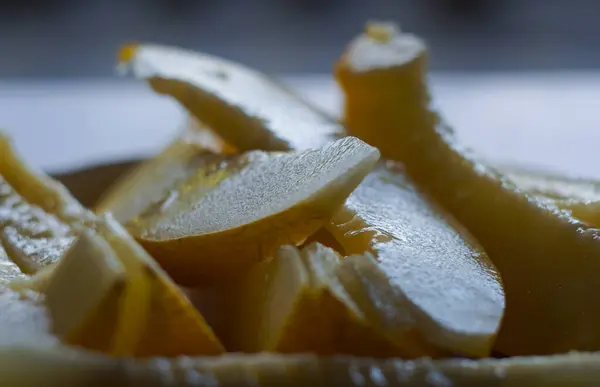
left=335, top=21, right=600, bottom=355
left=15, top=216, right=224, bottom=357
left=118, top=43, right=344, bottom=152
left=223, top=242, right=401, bottom=356
left=119, top=137, right=379, bottom=286
left=0, top=132, right=93, bottom=277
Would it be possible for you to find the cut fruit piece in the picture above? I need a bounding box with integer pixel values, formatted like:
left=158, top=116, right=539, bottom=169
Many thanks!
left=55, top=161, right=139, bottom=209
left=301, top=226, right=346, bottom=254
left=335, top=21, right=600, bottom=355
left=0, top=132, right=94, bottom=276
left=119, top=43, right=345, bottom=152
left=498, top=165, right=600, bottom=227
left=5, top=346, right=600, bottom=387
left=124, top=43, right=505, bottom=356
left=0, top=175, right=75, bottom=273
left=98, top=215, right=225, bottom=357
left=0, top=132, right=223, bottom=357
left=40, top=230, right=126, bottom=347
left=329, top=163, right=502, bottom=357
left=58, top=118, right=232, bottom=210
left=0, top=288, right=58, bottom=352
left=123, top=137, right=379, bottom=285
left=227, top=245, right=310, bottom=352
left=26, top=215, right=224, bottom=357
left=0, top=243, right=25, bottom=285
left=96, top=118, right=234, bottom=223
left=225, top=243, right=400, bottom=356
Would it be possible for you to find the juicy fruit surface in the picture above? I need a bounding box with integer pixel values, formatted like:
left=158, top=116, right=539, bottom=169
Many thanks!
left=336, top=22, right=600, bottom=355
left=329, top=163, right=504, bottom=356
left=0, top=240, right=25, bottom=285
left=0, top=132, right=91, bottom=225
left=96, top=216, right=224, bottom=356
left=119, top=43, right=344, bottom=152
left=499, top=165, right=600, bottom=227
left=224, top=243, right=400, bottom=356
left=96, top=118, right=234, bottom=222
left=128, top=41, right=505, bottom=356
left=10, top=214, right=224, bottom=357
left=125, top=137, right=379, bottom=285
left=133, top=137, right=377, bottom=239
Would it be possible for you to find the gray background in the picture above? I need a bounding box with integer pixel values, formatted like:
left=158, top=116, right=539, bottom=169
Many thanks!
left=0, top=0, right=598, bottom=77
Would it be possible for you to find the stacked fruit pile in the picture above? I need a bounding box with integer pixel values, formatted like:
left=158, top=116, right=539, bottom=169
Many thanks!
left=2, top=21, right=600, bottom=386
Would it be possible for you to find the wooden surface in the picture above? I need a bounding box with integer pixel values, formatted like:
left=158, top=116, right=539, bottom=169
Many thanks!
left=3, top=73, right=600, bottom=178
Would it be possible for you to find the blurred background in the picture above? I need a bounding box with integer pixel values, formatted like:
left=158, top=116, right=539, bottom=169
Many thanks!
left=0, top=0, right=597, bottom=75
left=1, top=0, right=600, bottom=177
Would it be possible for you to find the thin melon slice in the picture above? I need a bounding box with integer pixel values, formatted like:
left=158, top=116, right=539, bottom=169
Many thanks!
left=118, top=137, right=378, bottom=285
left=20, top=216, right=224, bottom=357
left=335, top=21, right=600, bottom=355
left=39, top=230, right=128, bottom=353
left=96, top=118, right=234, bottom=222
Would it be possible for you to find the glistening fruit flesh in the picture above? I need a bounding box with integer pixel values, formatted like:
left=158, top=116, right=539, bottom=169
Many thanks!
left=497, top=165, right=600, bottom=227
left=224, top=243, right=401, bottom=356
left=96, top=118, right=234, bottom=223
left=123, top=137, right=379, bottom=286
left=335, top=21, right=600, bottom=355
left=120, top=43, right=505, bottom=357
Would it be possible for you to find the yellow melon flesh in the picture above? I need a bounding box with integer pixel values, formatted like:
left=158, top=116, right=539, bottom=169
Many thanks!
left=96, top=118, right=234, bottom=222
left=119, top=43, right=344, bottom=152
left=120, top=42, right=505, bottom=357
left=98, top=216, right=225, bottom=356
left=0, top=131, right=223, bottom=357
left=0, top=131, right=92, bottom=225
left=224, top=242, right=401, bottom=356
left=498, top=165, right=600, bottom=227
left=0, top=242, right=24, bottom=285
left=335, top=21, right=600, bottom=355
left=113, top=137, right=378, bottom=286
left=0, top=131, right=92, bottom=277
